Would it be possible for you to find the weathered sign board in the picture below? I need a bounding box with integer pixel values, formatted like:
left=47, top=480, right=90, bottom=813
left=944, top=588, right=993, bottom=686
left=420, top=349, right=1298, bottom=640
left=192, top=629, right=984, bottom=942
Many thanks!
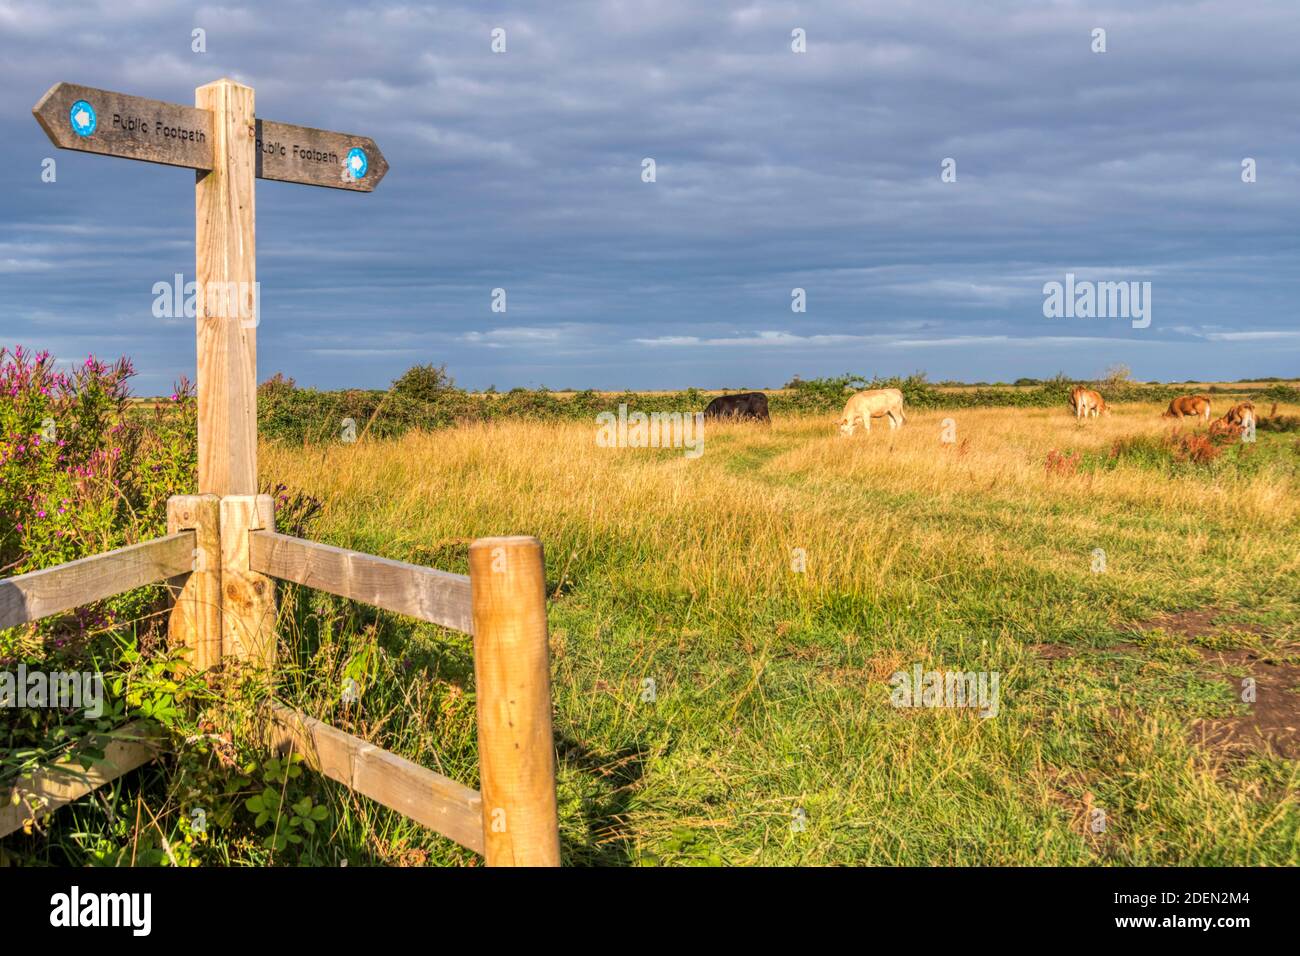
left=255, top=118, right=388, bottom=190
left=34, top=81, right=387, bottom=191
left=33, top=82, right=213, bottom=170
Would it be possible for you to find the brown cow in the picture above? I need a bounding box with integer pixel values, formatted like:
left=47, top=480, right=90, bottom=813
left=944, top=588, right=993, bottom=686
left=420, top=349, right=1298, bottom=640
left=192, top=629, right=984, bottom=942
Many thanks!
left=1208, top=400, right=1257, bottom=440
left=1224, top=401, right=1256, bottom=429
left=1163, top=394, right=1212, bottom=421
left=1069, top=386, right=1107, bottom=420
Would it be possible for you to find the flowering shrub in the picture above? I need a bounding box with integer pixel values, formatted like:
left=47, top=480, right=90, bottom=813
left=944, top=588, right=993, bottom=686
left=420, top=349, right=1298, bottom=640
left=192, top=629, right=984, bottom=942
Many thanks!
left=1, top=345, right=197, bottom=645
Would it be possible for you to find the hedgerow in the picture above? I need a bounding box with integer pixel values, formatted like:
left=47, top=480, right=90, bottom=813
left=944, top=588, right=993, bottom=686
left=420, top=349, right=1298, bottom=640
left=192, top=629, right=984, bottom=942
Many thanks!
left=256, top=367, right=1268, bottom=443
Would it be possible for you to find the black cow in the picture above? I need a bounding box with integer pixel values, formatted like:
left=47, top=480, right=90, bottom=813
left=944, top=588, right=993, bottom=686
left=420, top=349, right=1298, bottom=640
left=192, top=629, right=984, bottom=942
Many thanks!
left=703, top=392, right=770, bottom=423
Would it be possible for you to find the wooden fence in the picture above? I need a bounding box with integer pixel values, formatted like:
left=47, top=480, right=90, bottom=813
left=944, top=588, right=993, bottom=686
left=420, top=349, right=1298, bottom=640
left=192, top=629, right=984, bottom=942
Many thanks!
left=3, top=78, right=561, bottom=866
left=0, top=506, right=561, bottom=866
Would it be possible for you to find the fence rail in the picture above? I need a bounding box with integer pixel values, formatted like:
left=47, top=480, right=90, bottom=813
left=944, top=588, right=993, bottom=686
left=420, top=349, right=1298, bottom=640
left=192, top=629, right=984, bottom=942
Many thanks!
left=0, top=532, right=194, bottom=631
left=249, top=530, right=473, bottom=634
left=0, top=721, right=163, bottom=838
left=265, top=703, right=484, bottom=854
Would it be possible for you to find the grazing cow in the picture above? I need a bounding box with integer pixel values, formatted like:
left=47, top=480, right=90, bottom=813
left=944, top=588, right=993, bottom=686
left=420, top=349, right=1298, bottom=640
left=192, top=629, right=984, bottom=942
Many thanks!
left=703, top=391, right=770, bottom=423
left=1224, top=401, right=1256, bottom=430
left=1209, top=400, right=1256, bottom=440
left=839, top=388, right=905, bottom=436
left=1163, top=394, right=1212, bottom=421
left=1069, top=386, right=1107, bottom=419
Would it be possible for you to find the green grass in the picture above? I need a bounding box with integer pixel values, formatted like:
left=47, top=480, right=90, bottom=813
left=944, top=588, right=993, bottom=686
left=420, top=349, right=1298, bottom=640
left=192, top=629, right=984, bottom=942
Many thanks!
left=253, top=406, right=1300, bottom=865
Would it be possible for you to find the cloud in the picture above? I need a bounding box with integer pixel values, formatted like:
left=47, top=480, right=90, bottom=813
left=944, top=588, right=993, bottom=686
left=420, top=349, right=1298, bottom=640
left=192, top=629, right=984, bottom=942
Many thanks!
left=2, top=0, right=1298, bottom=391
left=633, top=329, right=1163, bottom=351
left=1203, top=330, right=1300, bottom=342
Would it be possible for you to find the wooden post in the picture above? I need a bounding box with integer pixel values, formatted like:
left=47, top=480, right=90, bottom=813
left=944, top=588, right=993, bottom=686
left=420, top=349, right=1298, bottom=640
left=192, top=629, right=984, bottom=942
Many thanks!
left=468, top=536, right=560, bottom=866
left=166, top=494, right=222, bottom=672
left=195, top=78, right=258, bottom=497
left=194, top=79, right=271, bottom=675
left=220, top=494, right=277, bottom=669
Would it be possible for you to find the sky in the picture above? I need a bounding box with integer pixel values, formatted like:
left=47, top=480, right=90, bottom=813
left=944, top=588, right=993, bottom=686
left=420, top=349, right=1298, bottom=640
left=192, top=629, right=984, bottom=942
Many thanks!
left=2, top=0, right=1298, bottom=394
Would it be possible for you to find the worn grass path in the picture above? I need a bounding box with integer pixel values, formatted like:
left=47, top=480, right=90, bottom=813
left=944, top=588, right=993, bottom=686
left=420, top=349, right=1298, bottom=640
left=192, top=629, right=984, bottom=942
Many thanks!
left=263, top=403, right=1300, bottom=865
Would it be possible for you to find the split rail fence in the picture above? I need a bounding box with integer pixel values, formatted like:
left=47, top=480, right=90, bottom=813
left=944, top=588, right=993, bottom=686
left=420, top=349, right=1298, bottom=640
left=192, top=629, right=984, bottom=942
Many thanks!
left=0, top=502, right=561, bottom=867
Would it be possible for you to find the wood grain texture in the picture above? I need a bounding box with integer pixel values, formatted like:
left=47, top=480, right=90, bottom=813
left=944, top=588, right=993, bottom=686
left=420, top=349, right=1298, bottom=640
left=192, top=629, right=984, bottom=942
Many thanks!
left=0, top=721, right=163, bottom=838
left=33, top=82, right=213, bottom=170
left=219, top=495, right=277, bottom=668
left=166, top=494, right=223, bottom=673
left=469, top=536, right=561, bottom=866
left=248, top=531, right=473, bottom=634
left=266, top=703, right=484, bottom=854
left=256, top=119, right=387, bottom=191
left=0, top=533, right=194, bottom=631
left=195, top=78, right=258, bottom=497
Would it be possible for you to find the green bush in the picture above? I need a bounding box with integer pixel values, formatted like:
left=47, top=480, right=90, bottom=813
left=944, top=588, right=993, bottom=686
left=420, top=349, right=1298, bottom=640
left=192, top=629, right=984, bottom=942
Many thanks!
left=1259, top=383, right=1300, bottom=404
left=391, top=363, right=455, bottom=405
left=1257, top=414, right=1300, bottom=433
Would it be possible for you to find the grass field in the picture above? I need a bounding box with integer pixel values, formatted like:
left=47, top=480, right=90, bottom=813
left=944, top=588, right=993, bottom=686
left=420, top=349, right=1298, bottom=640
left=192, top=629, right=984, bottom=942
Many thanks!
left=258, top=401, right=1300, bottom=866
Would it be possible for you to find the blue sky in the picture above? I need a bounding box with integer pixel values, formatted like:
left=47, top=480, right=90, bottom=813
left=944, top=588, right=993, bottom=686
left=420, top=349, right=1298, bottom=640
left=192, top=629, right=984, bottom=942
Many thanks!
left=2, top=0, right=1298, bottom=393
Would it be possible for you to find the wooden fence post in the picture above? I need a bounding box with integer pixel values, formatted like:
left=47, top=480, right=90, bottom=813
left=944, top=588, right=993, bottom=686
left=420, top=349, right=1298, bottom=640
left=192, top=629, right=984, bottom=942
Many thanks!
left=468, top=536, right=560, bottom=866
left=219, top=494, right=277, bottom=669
left=166, top=494, right=222, bottom=672
left=195, top=77, right=258, bottom=498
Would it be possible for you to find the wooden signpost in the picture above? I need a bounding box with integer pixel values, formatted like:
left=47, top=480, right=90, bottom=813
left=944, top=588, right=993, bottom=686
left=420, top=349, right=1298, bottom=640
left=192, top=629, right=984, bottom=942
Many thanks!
left=34, top=81, right=388, bottom=190
left=35, top=76, right=390, bottom=651
left=24, top=78, right=560, bottom=865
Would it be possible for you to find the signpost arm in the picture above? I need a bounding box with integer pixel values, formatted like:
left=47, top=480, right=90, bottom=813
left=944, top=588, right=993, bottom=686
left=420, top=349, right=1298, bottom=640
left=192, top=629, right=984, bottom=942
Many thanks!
left=195, top=78, right=258, bottom=497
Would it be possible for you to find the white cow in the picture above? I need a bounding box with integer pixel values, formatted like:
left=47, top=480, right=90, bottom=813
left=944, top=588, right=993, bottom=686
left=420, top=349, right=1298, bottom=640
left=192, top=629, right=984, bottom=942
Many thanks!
left=839, top=388, right=906, bottom=435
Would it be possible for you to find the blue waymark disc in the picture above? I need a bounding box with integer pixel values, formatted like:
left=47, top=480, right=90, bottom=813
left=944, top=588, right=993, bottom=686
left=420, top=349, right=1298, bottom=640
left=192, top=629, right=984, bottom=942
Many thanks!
left=69, top=99, right=97, bottom=137
left=346, top=147, right=368, bottom=179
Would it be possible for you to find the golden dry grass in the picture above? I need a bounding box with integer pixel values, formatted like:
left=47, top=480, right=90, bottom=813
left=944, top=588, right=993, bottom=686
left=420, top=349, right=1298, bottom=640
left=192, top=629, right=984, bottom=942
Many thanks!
left=261, top=401, right=1300, bottom=865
